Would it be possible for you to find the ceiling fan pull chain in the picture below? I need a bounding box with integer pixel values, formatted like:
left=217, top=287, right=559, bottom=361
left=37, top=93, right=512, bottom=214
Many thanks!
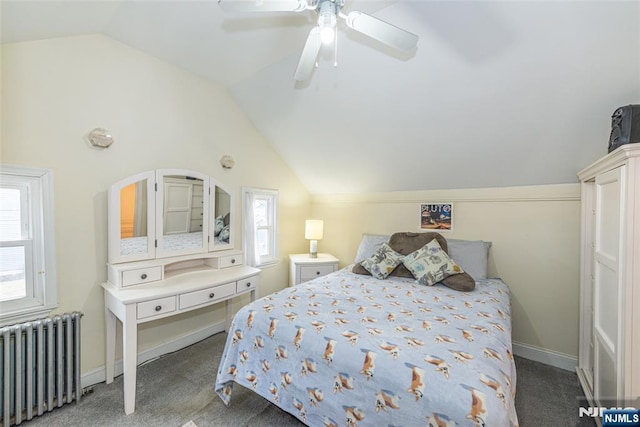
left=334, top=29, right=338, bottom=67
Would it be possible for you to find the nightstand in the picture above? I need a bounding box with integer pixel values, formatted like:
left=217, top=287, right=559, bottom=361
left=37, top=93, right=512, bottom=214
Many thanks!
left=289, top=253, right=339, bottom=286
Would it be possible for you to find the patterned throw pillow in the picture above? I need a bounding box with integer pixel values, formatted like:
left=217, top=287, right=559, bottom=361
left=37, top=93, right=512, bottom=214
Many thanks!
left=214, top=215, right=225, bottom=236
left=401, top=239, right=464, bottom=286
left=219, top=225, right=230, bottom=243
left=360, top=243, right=403, bottom=279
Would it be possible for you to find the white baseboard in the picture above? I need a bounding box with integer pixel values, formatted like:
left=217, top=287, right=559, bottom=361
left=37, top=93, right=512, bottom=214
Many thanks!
left=512, top=340, right=577, bottom=372
left=82, top=321, right=226, bottom=389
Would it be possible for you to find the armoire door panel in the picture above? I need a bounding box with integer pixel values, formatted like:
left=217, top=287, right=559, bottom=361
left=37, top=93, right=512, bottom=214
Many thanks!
left=163, top=182, right=193, bottom=234
left=595, top=339, right=618, bottom=405
left=593, top=166, right=624, bottom=405
left=595, top=168, right=622, bottom=258
left=593, top=260, right=618, bottom=354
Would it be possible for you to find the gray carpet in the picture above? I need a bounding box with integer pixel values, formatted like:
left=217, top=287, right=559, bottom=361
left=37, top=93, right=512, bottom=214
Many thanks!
left=22, top=332, right=596, bottom=426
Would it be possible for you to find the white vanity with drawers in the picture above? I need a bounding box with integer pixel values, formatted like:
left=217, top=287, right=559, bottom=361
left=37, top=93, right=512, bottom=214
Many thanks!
left=102, top=169, right=260, bottom=415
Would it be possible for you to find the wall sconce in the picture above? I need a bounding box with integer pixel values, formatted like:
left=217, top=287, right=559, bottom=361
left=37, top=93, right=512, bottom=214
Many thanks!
left=220, top=155, right=235, bottom=169
left=86, top=128, right=114, bottom=149
left=305, top=219, right=324, bottom=258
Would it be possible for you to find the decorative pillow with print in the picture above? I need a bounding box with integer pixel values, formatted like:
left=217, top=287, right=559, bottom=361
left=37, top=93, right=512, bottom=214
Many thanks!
left=214, top=215, right=225, bottom=236
left=401, top=238, right=465, bottom=286
left=219, top=225, right=230, bottom=243
left=360, top=243, right=403, bottom=279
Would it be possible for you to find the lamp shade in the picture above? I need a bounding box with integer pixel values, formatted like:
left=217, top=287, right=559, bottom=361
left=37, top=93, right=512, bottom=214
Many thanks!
left=304, top=220, right=324, bottom=240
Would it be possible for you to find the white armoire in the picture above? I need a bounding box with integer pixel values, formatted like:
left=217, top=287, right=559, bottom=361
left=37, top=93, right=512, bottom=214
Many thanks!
left=577, top=145, right=640, bottom=409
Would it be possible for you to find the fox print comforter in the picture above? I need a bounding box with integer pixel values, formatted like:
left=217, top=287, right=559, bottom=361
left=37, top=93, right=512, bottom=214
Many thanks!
left=215, top=267, right=519, bottom=426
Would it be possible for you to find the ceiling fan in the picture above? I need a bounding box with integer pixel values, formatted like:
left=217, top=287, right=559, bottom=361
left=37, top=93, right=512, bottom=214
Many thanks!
left=218, top=0, right=419, bottom=81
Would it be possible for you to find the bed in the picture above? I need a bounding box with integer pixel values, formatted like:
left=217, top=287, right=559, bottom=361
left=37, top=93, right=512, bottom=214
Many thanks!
left=215, top=233, right=519, bottom=426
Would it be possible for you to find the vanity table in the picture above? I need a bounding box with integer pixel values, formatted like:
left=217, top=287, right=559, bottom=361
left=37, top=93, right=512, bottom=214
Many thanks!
left=102, top=169, right=259, bottom=415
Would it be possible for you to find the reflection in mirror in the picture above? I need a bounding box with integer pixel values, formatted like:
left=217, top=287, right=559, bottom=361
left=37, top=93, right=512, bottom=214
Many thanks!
left=162, top=175, right=204, bottom=251
left=119, top=180, right=148, bottom=256
left=213, top=187, right=231, bottom=246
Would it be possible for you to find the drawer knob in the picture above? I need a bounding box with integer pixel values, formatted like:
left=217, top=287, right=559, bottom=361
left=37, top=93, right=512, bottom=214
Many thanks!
left=209, top=293, right=215, bottom=299
left=155, top=305, right=162, bottom=312
left=231, top=259, right=236, bottom=264
left=316, top=271, right=320, bottom=275
left=246, top=282, right=251, bottom=287
left=141, top=273, right=148, bottom=280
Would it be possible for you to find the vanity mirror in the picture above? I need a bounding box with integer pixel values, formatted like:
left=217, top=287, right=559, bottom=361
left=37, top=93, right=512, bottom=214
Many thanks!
left=210, top=183, right=233, bottom=251
left=108, top=169, right=234, bottom=264
left=108, top=171, right=156, bottom=264
left=156, top=170, right=209, bottom=258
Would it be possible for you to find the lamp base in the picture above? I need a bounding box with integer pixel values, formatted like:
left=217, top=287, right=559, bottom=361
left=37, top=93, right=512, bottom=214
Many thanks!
left=309, top=240, right=318, bottom=258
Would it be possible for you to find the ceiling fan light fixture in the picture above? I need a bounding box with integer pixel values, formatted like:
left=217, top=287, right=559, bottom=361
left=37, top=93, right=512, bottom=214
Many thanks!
left=219, top=0, right=418, bottom=82
left=318, top=0, right=337, bottom=45
left=320, top=25, right=335, bottom=44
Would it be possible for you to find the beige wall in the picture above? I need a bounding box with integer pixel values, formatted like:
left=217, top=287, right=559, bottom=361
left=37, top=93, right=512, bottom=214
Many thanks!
left=1, top=33, right=583, bottom=380
left=312, top=184, right=581, bottom=358
left=1, top=35, right=310, bottom=376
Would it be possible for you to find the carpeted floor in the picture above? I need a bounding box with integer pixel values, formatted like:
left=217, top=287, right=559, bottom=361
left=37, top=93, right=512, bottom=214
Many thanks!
left=22, top=332, right=596, bottom=426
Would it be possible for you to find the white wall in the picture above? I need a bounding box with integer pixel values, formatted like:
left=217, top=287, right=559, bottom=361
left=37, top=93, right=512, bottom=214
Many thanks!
left=232, top=1, right=640, bottom=194
left=1, top=34, right=311, bottom=378
left=2, top=22, right=635, bottom=383
left=312, top=184, right=581, bottom=367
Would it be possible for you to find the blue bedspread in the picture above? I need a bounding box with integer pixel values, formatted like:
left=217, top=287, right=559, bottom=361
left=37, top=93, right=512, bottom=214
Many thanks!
left=215, top=267, right=519, bottom=426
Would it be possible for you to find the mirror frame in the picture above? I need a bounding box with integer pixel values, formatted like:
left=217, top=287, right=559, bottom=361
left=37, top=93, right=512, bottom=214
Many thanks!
left=108, top=170, right=156, bottom=264
left=209, top=180, right=234, bottom=252
left=108, top=169, right=236, bottom=264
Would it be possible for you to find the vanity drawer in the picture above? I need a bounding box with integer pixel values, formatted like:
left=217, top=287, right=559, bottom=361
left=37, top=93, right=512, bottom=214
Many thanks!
left=122, top=266, right=163, bottom=287
left=218, top=254, right=243, bottom=269
left=137, top=296, right=176, bottom=320
left=236, top=276, right=258, bottom=294
left=179, top=282, right=235, bottom=310
left=300, top=265, right=335, bottom=281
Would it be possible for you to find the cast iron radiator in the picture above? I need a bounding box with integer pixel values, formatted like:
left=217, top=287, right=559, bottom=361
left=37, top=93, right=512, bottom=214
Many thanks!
left=0, top=312, right=82, bottom=427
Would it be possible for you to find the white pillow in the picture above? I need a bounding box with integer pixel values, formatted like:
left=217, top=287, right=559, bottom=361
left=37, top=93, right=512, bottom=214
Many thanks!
left=446, top=239, right=492, bottom=279
left=354, top=234, right=390, bottom=263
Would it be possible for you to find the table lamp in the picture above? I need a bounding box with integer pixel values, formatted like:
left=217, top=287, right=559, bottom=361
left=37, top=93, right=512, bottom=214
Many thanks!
left=305, top=219, right=324, bottom=258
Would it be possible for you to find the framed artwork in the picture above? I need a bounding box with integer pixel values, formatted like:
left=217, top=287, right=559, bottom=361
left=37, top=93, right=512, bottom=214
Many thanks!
left=419, top=203, right=453, bottom=231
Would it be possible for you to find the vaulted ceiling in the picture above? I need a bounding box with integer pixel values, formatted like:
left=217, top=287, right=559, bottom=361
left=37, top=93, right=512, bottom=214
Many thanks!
left=2, top=1, right=639, bottom=194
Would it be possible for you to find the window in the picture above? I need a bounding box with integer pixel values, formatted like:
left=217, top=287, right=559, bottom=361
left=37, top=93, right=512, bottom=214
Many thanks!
left=0, top=165, right=57, bottom=324
left=242, top=188, right=278, bottom=267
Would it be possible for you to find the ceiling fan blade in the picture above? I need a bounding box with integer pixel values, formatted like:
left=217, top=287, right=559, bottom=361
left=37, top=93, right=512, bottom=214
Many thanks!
left=218, top=0, right=309, bottom=13
left=345, top=11, right=418, bottom=52
left=294, top=26, right=322, bottom=82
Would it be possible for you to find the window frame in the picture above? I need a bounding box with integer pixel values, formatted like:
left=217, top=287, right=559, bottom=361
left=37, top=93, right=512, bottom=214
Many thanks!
left=0, top=165, right=57, bottom=325
left=242, top=187, right=278, bottom=268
